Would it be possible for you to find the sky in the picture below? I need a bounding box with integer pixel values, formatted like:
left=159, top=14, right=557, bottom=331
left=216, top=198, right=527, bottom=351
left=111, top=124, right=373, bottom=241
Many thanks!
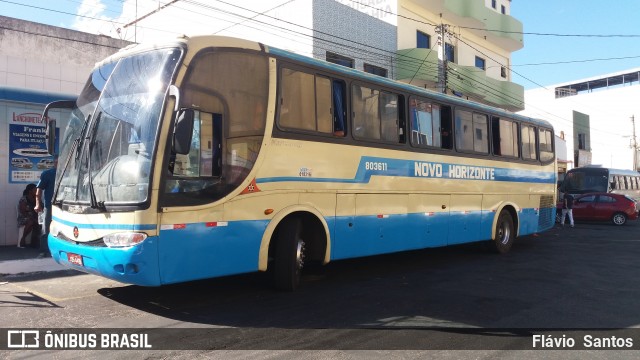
left=1, top=0, right=640, bottom=90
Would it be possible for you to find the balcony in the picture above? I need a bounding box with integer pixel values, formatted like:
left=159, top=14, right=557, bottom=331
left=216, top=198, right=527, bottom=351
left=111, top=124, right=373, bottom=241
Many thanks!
left=409, top=0, right=524, bottom=51
left=396, top=49, right=524, bottom=112
left=447, top=62, right=524, bottom=112
left=396, top=48, right=440, bottom=84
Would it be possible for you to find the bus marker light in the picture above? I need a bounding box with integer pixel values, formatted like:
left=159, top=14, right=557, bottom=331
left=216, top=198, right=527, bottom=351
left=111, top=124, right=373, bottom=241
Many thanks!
left=424, top=212, right=435, bottom=216
left=206, top=222, right=228, bottom=227
left=264, top=209, right=274, bottom=215
left=377, top=214, right=389, bottom=218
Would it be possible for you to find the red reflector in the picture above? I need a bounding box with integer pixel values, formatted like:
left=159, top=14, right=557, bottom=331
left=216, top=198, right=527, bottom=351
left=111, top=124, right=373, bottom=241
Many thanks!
left=206, top=222, right=217, bottom=227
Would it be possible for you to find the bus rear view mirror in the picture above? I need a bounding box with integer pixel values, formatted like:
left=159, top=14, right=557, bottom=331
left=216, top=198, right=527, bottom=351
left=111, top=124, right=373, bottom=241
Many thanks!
left=173, top=109, right=194, bottom=155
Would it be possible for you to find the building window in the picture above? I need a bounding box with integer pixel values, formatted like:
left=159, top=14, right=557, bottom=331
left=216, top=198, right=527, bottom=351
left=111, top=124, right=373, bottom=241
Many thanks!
left=326, top=52, right=354, bottom=68
left=475, top=56, right=486, bottom=70
left=501, top=66, right=507, bottom=78
left=445, top=43, right=455, bottom=62
left=417, top=31, right=430, bottom=49
left=578, top=133, right=587, bottom=150
left=491, top=0, right=497, bottom=9
left=501, top=5, right=506, bottom=14
left=364, top=63, right=388, bottom=78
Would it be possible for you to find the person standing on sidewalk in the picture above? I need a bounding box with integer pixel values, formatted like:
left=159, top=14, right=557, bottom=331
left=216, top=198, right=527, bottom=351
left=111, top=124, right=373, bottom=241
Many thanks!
left=560, top=193, right=575, bottom=228
left=35, top=157, right=57, bottom=257
left=17, top=183, right=39, bottom=248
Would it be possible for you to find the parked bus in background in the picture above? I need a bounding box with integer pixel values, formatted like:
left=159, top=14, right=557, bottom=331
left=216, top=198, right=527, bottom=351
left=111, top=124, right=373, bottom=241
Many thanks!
left=41, top=35, right=557, bottom=291
left=560, top=166, right=640, bottom=201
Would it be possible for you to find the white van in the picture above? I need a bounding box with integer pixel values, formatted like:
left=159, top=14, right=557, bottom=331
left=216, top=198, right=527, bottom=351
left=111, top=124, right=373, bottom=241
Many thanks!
left=11, top=158, right=33, bottom=169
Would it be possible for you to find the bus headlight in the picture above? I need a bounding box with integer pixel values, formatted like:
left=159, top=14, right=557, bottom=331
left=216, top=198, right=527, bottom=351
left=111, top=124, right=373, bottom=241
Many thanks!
left=103, top=232, right=148, bottom=248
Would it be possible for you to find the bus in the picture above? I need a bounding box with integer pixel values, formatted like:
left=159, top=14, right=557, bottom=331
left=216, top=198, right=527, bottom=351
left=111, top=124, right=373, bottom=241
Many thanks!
left=560, top=166, right=640, bottom=201
left=42, top=35, right=557, bottom=291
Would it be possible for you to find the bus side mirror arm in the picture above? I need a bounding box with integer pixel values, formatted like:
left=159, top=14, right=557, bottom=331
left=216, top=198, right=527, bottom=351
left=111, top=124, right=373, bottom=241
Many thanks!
left=41, top=100, right=76, bottom=155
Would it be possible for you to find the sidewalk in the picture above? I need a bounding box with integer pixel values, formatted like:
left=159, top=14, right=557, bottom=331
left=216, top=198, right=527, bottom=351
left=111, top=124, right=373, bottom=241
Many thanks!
left=0, top=245, right=68, bottom=277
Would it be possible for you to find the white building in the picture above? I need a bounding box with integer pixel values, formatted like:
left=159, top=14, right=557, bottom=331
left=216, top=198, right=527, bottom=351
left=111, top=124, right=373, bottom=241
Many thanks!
left=113, top=0, right=525, bottom=111
left=0, top=16, right=129, bottom=246
left=519, top=68, right=640, bottom=175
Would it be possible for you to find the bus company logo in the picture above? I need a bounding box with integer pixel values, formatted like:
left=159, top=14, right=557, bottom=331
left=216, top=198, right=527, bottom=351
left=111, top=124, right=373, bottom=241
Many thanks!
left=7, top=330, right=40, bottom=348
left=73, top=226, right=79, bottom=239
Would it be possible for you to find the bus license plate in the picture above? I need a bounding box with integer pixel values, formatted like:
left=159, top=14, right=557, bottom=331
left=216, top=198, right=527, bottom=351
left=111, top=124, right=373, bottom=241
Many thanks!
left=68, top=253, right=83, bottom=266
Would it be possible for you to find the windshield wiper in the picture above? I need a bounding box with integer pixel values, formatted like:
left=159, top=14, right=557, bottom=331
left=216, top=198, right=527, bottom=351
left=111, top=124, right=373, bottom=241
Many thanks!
left=87, top=112, right=106, bottom=211
left=53, top=114, right=90, bottom=207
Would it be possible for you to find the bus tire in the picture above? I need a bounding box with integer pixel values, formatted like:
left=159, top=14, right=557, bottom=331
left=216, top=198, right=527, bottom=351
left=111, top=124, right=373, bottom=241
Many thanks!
left=612, top=212, right=627, bottom=226
left=490, top=210, right=515, bottom=254
left=273, top=218, right=305, bottom=291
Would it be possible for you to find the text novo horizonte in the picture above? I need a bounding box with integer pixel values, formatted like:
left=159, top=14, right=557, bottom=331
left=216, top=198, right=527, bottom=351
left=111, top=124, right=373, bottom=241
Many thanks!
left=414, top=162, right=495, bottom=180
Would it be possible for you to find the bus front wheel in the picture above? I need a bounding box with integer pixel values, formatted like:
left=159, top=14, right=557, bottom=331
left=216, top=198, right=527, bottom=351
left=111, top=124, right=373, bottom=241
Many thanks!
left=490, top=210, right=515, bottom=254
left=273, top=218, right=306, bottom=291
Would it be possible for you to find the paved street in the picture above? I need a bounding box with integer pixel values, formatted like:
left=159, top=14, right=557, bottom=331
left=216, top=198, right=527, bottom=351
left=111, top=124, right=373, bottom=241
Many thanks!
left=1, top=220, right=640, bottom=358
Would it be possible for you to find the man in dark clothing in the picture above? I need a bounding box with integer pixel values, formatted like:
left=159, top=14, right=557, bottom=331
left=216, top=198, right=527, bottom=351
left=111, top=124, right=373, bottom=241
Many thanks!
left=560, top=193, right=575, bottom=228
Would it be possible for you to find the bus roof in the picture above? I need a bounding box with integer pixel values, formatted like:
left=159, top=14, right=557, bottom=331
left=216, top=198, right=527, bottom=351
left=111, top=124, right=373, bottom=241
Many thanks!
left=569, top=167, right=640, bottom=176
left=95, top=35, right=554, bottom=130
left=265, top=45, right=554, bottom=130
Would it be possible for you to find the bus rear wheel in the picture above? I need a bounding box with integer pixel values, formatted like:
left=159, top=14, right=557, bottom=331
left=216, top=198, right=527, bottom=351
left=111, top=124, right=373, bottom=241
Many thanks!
left=489, top=210, right=515, bottom=254
left=273, top=218, right=306, bottom=291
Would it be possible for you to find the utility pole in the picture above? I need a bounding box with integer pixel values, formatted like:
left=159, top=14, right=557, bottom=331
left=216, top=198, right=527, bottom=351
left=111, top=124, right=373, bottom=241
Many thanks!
left=435, top=23, right=448, bottom=94
left=632, top=115, right=638, bottom=171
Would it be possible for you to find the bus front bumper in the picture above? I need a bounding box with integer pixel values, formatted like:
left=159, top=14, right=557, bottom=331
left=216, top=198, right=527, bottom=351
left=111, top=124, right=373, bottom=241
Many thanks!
left=48, top=234, right=161, bottom=286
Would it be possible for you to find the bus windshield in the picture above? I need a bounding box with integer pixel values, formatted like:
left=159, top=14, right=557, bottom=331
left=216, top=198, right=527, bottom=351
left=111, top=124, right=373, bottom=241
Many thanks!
left=55, top=47, right=182, bottom=208
left=562, top=169, right=609, bottom=194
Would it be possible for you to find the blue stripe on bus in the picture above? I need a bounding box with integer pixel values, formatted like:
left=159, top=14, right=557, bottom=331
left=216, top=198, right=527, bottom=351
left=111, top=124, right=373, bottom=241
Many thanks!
left=53, top=216, right=156, bottom=231
left=257, top=156, right=556, bottom=185
left=48, top=207, right=554, bottom=286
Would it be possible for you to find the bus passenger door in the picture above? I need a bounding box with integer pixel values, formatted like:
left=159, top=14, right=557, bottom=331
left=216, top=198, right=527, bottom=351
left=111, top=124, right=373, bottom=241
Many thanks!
left=409, top=194, right=450, bottom=248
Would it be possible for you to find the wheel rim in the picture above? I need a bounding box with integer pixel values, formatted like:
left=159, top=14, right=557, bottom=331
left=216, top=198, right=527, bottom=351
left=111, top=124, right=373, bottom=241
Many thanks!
left=295, top=239, right=306, bottom=272
left=498, top=220, right=511, bottom=245
left=613, top=214, right=626, bottom=225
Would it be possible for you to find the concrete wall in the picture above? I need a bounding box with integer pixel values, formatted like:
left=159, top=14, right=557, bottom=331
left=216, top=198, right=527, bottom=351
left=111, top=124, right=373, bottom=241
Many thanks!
left=0, top=17, right=130, bottom=246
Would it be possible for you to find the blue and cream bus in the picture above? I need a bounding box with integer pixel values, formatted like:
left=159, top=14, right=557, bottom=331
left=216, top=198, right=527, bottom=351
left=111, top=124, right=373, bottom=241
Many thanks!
left=42, top=35, right=556, bottom=291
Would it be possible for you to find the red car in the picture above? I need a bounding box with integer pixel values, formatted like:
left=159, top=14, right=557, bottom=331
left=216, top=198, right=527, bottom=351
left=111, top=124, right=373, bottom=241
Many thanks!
left=556, top=193, right=639, bottom=226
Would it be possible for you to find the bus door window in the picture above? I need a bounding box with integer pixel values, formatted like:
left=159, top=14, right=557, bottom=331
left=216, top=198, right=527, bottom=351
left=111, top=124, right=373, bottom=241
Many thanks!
left=167, top=110, right=222, bottom=193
